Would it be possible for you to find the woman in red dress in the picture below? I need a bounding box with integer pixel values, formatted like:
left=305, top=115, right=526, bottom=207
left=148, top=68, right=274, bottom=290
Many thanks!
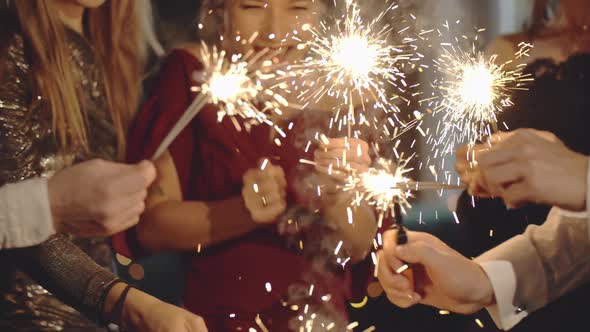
left=114, top=0, right=383, bottom=330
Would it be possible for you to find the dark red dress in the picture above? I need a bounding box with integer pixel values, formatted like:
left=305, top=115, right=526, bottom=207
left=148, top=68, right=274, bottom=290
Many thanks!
left=113, top=49, right=376, bottom=331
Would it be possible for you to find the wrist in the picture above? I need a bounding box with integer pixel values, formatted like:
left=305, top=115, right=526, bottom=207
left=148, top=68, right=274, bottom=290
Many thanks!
left=47, top=176, right=66, bottom=232
left=476, top=264, right=496, bottom=307
left=105, top=284, right=159, bottom=331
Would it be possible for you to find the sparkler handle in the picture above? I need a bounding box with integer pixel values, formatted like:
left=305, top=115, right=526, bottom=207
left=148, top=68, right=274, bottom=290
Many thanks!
left=152, top=93, right=208, bottom=160
left=392, top=204, right=415, bottom=289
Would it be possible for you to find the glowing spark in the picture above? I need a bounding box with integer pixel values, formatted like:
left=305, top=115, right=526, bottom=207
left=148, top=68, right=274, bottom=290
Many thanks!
left=427, top=27, right=533, bottom=155
left=476, top=318, right=484, bottom=328
left=265, top=282, right=272, bottom=293
left=292, top=0, right=418, bottom=135
left=345, top=157, right=414, bottom=218
left=153, top=42, right=288, bottom=159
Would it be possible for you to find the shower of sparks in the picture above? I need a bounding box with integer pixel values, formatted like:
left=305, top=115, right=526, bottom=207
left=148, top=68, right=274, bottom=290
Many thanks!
left=345, top=157, right=414, bottom=221
left=343, top=155, right=465, bottom=225
left=292, top=0, right=419, bottom=135
left=192, top=42, right=290, bottom=128
left=153, top=41, right=289, bottom=159
left=424, top=25, right=533, bottom=155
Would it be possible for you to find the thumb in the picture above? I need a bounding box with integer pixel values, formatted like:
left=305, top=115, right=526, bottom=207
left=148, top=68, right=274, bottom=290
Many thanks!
left=135, top=160, right=157, bottom=183
left=395, top=241, right=442, bottom=268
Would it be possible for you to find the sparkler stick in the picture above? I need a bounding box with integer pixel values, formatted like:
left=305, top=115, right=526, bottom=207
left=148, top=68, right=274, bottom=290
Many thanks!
left=152, top=93, right=208, bottom=159
left=152, top=43, right=287, bottom=160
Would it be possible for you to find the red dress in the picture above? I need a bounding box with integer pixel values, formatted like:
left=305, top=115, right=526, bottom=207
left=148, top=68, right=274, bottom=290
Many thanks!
left=113, top=49, right=376, bottom=331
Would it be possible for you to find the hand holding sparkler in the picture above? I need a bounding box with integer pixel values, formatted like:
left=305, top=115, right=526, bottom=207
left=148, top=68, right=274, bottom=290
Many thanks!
left=242, top=159, right=288, bottom=223
left=463, top=129, right=588, bottom=211
left=314, top=137, right=371, bottom=182
left=377, top=229, right=494, bottom=314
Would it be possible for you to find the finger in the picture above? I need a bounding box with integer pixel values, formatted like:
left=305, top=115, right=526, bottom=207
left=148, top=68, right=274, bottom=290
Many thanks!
left=269, top=166, right=287, bottom=188
left=476, top=146, right=521, bottom=168
left=378, top=260, right=413, bottom=293
left=261, top=199, right=287, bottom=217
left=256, top=179, right=282, bottom=196
left=395, top=241, right=441, bottom=267
left=501, top=181, right=533, bottom=208
left=101, top=190, right=148, bottom=217
left=108, top=160, right=157, bottom=195
left=382, top=247, right=408, bottom=272
left=384, top=288, right=422, bottom=308
left=481, top=162, right=524, bottom=188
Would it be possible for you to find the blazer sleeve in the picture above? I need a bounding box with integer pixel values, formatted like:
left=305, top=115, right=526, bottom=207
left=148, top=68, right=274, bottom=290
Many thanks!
left=476, top=207, right=590, bottom=323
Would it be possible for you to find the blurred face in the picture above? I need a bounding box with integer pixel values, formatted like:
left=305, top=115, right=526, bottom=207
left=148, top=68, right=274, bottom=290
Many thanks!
left=225, top=0, right=323, bottom=63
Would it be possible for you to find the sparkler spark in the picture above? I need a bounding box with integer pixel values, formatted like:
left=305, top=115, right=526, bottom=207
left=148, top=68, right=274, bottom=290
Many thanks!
left=345, top=157, right=413, bottom=219
left=293, top=0, right=417, bottom=135
left=153, top=42, right=288, bottom=159
left=426, top=28, right=533, bottom=155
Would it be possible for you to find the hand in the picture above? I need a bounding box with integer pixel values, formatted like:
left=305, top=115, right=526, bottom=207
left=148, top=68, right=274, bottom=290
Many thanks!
left=242, top=159, right=287, bottom=223
left=314, top=137, right=371, bottom=181
left=474, top=129, right=588, bottom=210
left=377, top=229, right=494, bottom=314
left=48, top=159, right=156, bottom=237
left=121, top=287, right=208, bottom=332
left=455, top=143, right=493, bottom=197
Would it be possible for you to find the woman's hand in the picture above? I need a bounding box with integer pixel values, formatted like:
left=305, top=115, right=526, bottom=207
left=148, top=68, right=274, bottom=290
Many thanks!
left=377, top=229, right=494, bottom=314
left=48, top=159, right=156, bottom=237
left=242, top=159, right=287, bottom=223
left=114, top=286, right=208, bottom=332
left=314, top=137, right=371, bottom=181
left=471, top=129, right=588, bottom=210
left=455, top=143, right=493, bottom=197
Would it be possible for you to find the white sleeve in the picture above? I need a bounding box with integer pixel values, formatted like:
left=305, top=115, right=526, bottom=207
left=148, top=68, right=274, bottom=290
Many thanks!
left=478, top=261, right=528, bottom=331
left=0, top=177, right=55, bottom=249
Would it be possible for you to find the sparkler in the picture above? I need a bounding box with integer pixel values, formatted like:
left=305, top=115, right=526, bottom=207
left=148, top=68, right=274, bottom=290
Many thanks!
left=425, top=25, right=533, bottom=155
left=293, top=0, right=417, bottom=136
left=344, top=157, right=413, bottom=224
left=344, top=156, right=465, bottom=226
left=153, top=42, right=288, bottom=159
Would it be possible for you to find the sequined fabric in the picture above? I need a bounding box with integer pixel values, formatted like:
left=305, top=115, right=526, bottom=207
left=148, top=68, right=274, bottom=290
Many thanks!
left=0, top=29, right=118, bottom=331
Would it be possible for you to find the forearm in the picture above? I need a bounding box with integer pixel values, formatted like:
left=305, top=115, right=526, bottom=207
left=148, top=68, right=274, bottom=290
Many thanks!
left=137, top=196, right=260, bottom=253
left=476, top=208, right=590, bottom=327
left=8, top=234, right=118, bottom=322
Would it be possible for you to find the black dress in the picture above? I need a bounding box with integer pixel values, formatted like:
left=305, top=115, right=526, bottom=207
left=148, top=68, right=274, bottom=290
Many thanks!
left=457, top=54, right=590, bottom=332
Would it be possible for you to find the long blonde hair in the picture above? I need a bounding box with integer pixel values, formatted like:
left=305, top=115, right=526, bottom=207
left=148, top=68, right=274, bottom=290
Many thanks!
left=3, top=1, right=147, bottom=157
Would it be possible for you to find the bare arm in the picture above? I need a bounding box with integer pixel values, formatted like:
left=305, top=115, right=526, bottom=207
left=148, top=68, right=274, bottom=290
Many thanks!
left=136, top=150, right=260, bottom=253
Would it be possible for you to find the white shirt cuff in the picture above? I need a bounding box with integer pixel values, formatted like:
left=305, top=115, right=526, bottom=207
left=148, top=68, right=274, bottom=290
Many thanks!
left=0, top=178, right=55, bottom=249
left=478, top=261, right=528, bottom=331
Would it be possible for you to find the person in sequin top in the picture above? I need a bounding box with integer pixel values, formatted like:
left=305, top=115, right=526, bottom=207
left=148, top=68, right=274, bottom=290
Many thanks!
left=0, top=1, right=207, bottom=331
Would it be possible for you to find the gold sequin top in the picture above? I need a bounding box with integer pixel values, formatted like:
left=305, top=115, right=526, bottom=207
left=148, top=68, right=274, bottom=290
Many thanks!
left=0, top=28, right=120, bottom=331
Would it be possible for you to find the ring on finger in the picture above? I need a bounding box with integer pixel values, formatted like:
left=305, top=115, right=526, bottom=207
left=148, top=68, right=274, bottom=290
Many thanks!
left=261, top=195, right=269, bottom=207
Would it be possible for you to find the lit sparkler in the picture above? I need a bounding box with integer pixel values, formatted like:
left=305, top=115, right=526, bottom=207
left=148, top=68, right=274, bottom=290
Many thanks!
left=344, top=157, right=413, bottom=224
left=425, top=26, right=533, bottom=155
left=153, top=42, right=288, bottom=159
left=293, top=0, right=417, bottom=136
left=344, top=156, right=465, bottom=225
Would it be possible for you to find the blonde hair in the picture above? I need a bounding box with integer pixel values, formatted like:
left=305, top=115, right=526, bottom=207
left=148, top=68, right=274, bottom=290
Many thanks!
left=5, top=0, right=148, bottom=157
